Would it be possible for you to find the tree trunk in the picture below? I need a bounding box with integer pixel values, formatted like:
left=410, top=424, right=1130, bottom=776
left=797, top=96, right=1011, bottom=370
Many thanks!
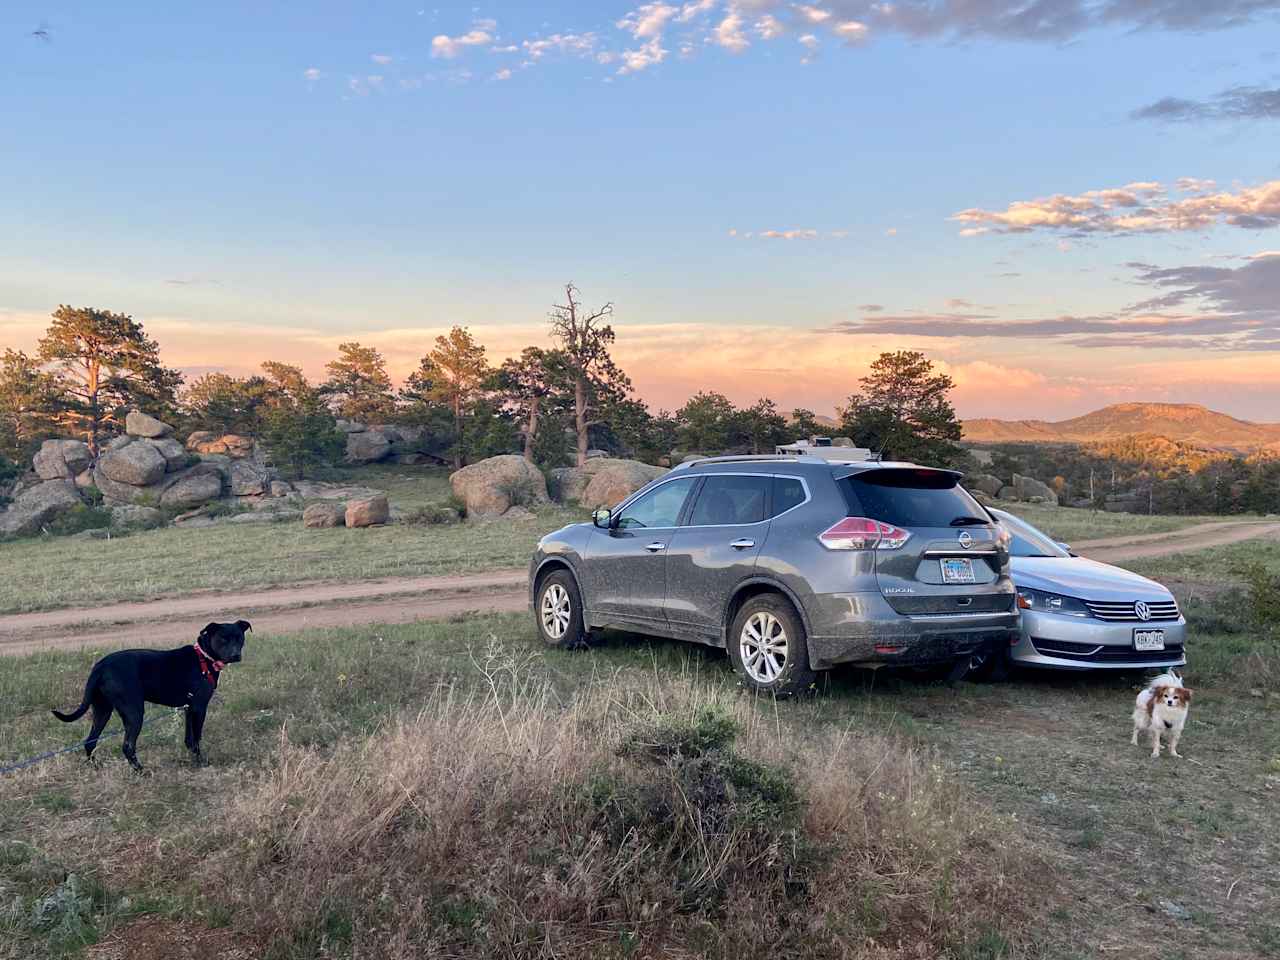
left=524, top=405, right=539, bottom=463
left=574, top=377, right=588, bottom=467
left=453, top=394, right=463, bottom=470
left=87, top=358, right=101, bottom=457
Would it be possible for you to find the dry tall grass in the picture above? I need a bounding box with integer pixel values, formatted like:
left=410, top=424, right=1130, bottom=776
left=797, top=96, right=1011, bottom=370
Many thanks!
left=196, top=644, right=1042, bottom=958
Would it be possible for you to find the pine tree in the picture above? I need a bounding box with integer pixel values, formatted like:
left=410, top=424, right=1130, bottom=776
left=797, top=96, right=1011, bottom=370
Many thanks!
left=839, top=351, right=963, bottom=467
left=37, top=306, right=183, bottom=455
left=321, top=342, right=397, bottom=423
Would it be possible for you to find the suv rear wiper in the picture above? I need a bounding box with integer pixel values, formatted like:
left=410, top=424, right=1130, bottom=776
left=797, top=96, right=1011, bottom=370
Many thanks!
left=949, top=516, right=989, bottom=526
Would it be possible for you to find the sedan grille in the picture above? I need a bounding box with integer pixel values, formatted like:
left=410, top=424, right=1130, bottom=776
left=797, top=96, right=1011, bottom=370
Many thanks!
left=1082, top=599, right=1180, bottom=622
left=1030, top=637, right=1185, bottom=664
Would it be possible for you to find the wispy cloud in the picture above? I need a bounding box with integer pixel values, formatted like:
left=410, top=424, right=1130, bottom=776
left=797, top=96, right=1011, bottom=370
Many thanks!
left=370, top=53, right=393, bottom=65
left=1132, top=84, right=1280, bottom=122
left=617, top=37, right=668, bottom=73
left=431, top=27, right=494, bottom=59
left=523, top=32, right=599, bottom=60
left=730, top=227, right=852, bottom=239
left=953, top=179, right=1280, bottom=236
left=827, top=257, right=1280, bottom=352
left=713, top=10, right=750, bottom=52
left=493, top=68, right=513, bottom=81
left=303, top=67, right=322, bottom=81
left=618, top=2, right=680, bottom=39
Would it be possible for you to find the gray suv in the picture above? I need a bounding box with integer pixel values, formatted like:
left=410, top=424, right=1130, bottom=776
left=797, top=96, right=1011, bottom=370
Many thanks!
left=529, top=455, right=1019, bottom=696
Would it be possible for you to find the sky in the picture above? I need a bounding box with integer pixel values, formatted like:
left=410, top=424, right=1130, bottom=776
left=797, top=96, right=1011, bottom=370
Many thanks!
left=3, top=0, right=1280, bottom=422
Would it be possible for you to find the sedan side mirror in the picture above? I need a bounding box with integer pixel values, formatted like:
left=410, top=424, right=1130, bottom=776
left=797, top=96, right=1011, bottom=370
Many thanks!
left=592, top=508, right=613, bottom=529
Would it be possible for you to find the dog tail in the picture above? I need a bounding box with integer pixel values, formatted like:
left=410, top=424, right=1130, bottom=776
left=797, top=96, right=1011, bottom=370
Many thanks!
left=51, top=702, right=90, bottom=722
left=52, top=673, right=98, bottom=722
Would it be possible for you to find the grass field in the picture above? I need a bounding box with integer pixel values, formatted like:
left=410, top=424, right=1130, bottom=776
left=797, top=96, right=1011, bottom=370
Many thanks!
left=994, top=502, right=1233, bottom=544
left=2, top=587, right=1278, bottom=960
left=0, top=463, right=583, bottom=614
left=0, top=462, right=1242, bottom=616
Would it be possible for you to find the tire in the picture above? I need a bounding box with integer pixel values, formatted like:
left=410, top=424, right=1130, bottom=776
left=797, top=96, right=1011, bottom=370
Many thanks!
left=966, top=644, right=1010, bottom=683
left=534, top=570, right=588, bottom=650
left=728, top=595, right=816, bottom=698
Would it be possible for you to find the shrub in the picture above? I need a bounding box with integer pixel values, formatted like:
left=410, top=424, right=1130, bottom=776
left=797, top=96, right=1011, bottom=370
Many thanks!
left=1241, top=562, right=1280, bottom=631
left=402, top=501, right=462, bottom=525
left=198, top=665, right=1042, bottom=959
left=42, top=503, right=114, bottom=537
left=494, top=472, right=542, bottom=510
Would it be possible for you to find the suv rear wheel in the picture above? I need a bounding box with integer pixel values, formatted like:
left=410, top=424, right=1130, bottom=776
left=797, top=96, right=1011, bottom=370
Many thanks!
left=728, top=595, right=816, bottom=697
left=535, top=570, right=587, bottom=649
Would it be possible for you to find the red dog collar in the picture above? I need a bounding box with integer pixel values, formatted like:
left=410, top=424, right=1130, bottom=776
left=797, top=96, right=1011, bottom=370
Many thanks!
left=193, top=641, right=225, bottom=687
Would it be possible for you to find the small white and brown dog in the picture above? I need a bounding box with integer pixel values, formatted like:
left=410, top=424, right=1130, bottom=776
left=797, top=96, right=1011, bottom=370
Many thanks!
left=1131, top=671, right=1192, bottom=758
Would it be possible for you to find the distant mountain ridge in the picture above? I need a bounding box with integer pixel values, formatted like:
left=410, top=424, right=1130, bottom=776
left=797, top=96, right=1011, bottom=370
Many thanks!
left=962, top=402, right=1280, bottom=450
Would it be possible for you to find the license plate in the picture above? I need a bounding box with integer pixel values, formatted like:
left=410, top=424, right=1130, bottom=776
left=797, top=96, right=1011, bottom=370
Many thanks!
left=940, top=558, right=976, bottom=584
left=1133, top=629, right=1165, bottom=651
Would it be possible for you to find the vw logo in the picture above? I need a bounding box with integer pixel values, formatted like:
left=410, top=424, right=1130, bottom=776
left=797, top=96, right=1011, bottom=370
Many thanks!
left=957, top=531, right=973, bottom=549
left=1134, top=601, right=1151, bottom=621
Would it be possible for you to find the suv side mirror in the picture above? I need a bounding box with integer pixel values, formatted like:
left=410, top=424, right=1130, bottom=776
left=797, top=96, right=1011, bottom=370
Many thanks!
left=592, top=508, right=613, bottom=529
left=1056, top=541, right=1071, bottom=552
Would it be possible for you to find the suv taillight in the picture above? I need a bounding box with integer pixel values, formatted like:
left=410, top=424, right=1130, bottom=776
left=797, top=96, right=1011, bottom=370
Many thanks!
left=818, top=517, right=911, bottom=551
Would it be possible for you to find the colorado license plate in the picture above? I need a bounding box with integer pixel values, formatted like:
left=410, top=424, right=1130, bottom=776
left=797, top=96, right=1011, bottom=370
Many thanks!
left=1133, top=629, right=1165, bottom=651
left=940, top=558, right=976, bottom=584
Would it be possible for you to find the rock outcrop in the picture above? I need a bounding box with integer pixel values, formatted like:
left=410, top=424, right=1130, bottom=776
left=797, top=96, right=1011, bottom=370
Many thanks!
left=32, top=439, right=93, bottom=481
left=450, top=455, right=550, bottom=517
left=345, top=494, right=390, bottom=528
left=124, top=410, right=173, bottom=439
left=551, top=458, right=668, bottom=509
left=0, top=480, right=82, bottom=536
left=966, top=473, right=1005, bottom=498
left=303, top=502, right=346, bottom=528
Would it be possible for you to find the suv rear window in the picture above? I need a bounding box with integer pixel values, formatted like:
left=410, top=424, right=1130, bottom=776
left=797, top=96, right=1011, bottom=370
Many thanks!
left=838, top=468, right=987, bottom=528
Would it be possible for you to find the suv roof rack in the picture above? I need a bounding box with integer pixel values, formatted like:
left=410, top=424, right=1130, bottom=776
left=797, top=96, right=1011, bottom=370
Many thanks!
left=674, top=454, right=830, bottom=469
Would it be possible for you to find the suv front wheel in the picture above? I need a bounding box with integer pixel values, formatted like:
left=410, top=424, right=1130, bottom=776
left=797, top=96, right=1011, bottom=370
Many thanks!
left=535, top=570, right=588, bottom=649
left=728, top=596, right=816, bottom=697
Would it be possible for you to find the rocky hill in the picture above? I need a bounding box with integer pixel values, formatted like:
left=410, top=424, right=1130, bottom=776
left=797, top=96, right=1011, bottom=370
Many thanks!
left=963, top=403, right=1280, bottom=450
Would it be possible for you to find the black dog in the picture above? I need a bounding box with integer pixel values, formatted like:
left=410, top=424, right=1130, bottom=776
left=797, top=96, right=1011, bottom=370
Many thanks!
left=52, top=621, right=251, bottom=771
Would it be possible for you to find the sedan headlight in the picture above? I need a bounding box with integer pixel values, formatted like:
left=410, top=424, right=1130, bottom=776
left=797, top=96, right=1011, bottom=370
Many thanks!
left=1016, top=588, right=1090, bottom=617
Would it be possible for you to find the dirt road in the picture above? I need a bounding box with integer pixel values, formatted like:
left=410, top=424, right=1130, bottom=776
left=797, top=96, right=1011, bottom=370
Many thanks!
left=1072, top=519, right=1280, bottom=562
left=5, top=520, right=1278, bottom=656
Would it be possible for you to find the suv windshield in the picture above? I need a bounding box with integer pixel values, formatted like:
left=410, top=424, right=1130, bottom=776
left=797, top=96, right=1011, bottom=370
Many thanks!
left=839, top=468, right=987, bottom=528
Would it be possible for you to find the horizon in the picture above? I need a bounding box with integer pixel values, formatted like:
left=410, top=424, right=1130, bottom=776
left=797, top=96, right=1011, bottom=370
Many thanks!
left=4, top=2, right=1280, bottom=420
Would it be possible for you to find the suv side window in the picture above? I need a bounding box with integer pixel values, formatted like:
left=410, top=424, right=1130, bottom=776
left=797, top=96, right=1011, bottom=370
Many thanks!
left=688, top=475, right=770, bottom=526
left=615, top=477, right=698, bottom=529
left=771, top=476, right=806, bottom=517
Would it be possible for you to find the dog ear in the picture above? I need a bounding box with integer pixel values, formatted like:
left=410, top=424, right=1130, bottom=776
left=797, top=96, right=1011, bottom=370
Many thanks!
left=1179, top=687, right=1192, bottom=703
left=198, top=622, right=218, bottom=640
left=236, top=620, right=253, bottom=633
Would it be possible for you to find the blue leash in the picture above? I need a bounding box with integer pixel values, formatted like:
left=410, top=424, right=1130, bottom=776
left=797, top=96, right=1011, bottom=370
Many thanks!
left=0, top=707, right=187, bottom=777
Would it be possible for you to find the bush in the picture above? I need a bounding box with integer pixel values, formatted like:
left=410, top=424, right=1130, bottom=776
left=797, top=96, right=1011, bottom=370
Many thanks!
left=1242, top=562, right=1280, bottom=631
left=402, top=501, right=463, bottom=525
left=261, top=400, right=345, bottom=480
left=493, top=472, right=542, bottom=510
left=41, top=503, right=114, bottom=537
left=198, top=665, right=1042, bottom=959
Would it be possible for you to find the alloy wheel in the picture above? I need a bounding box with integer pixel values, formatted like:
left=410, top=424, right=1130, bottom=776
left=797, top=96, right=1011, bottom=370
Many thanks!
left=541, top=583, right=572, bottom=640
left=740, top=611, right=788, bottom=684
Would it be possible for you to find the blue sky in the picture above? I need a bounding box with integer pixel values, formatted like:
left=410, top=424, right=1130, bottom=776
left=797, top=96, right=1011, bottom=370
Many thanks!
left=4, top=1, right=1280, bottom=419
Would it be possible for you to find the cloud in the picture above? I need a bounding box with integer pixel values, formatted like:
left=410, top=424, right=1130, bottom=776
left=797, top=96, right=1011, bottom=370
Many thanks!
left=431, top=28, right=493, bottom=58
left=860, top=303, right=883, bottom=311
left=952, top=179, right=1280, bottom=235
left=618, top=2, right=680, bottom=39
left=1176, top=177, right=1217, bottom=192
left=523, top=33, right=599, bottom=60
left=827, top=257, right=1280, bottom=352
left=493, top=68, right=513, bottom=80
left=677, top=0, right=719, bottom=21
left=756, top=14, right=786, bottom=38
left=303, top=67, right=322, bottom=81
left=798, top=32, right=819, bottom=48
left=832, top=20, right=869, bottom=42
left=884, top=227, right=898, bottom=236
left=731, top=227, right=857, bottom=239
left=370, top=53, right=393, bottom=65
left=1132, top=84, right=1280, bottom=121
left=713, top=10, right=751, bottom=51
left=795, top=4, right=832, bottom=24
left=617, top=37, right=669, bottom=72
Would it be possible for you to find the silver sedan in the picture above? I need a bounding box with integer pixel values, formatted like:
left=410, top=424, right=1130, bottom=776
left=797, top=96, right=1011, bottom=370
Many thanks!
left=991, top=509, right=1187, bottom=672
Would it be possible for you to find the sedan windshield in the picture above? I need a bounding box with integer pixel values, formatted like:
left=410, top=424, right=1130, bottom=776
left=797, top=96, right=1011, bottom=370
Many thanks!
left=993, top=510, right=1070, bottom=558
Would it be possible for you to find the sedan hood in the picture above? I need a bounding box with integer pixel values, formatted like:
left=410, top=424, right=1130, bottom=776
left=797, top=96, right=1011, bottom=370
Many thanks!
left=1010, top=555, right=1173, bottom=602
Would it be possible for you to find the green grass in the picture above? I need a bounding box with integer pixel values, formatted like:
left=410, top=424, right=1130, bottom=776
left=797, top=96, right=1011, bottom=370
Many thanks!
left=996, top=501, right=1232, bottom=544
left=3, top=595, right=1278, bottom=959
left=1121, top=537, right=1280, bottom=584
left=0, top=463, right=583, bottom=614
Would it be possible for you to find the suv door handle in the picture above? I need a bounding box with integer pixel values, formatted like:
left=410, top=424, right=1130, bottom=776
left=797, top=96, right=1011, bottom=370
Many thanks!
left=645, top=542, right=666, bottom=553
left=730, top=538, right=756, bottom=550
